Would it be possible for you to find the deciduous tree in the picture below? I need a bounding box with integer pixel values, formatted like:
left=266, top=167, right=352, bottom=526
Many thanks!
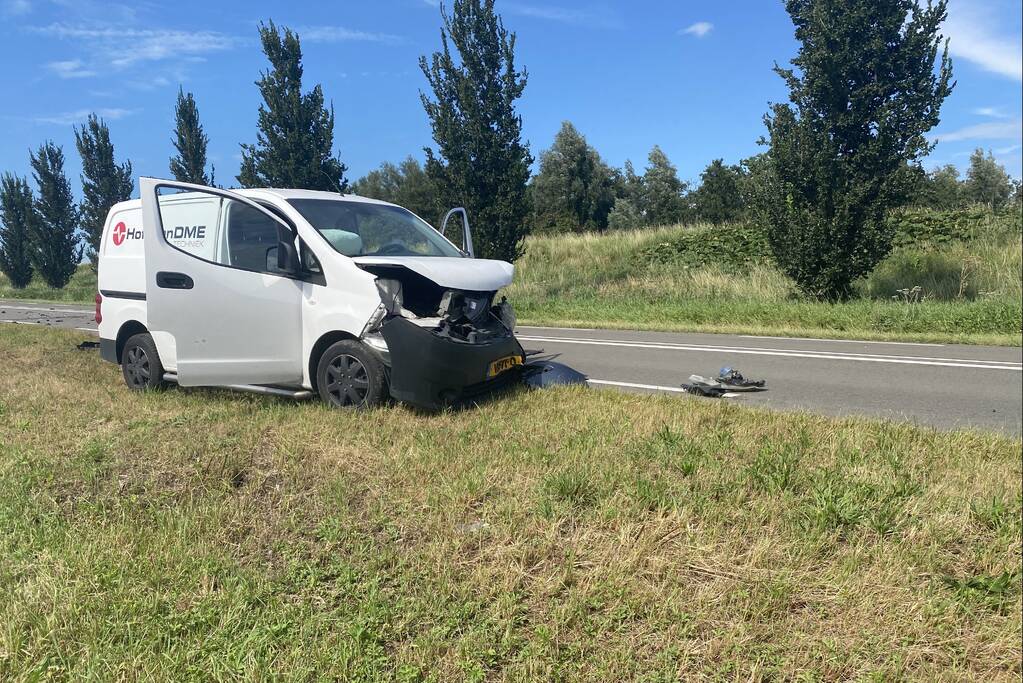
left=239, top=21, right=348, bottom=191
left=0, top=173, right=35, bottom=288
left=170, top=88, right=213, bottom=185
left=760, top=0, right=953, bottom=299
left=75, top=113, right=133, bottom=267
left=30, top=142, right=82, bottom=288
left=352, top=157, right=440, bottom=223
left=530, top=122, right=616, bottom=233
left=693, top=159, right=743, bottom=224
left=420, top=0, right=532, bottom=261
left=965, top=148, right=1013, bottom=209
left=642, top=146, right=687, bottom=226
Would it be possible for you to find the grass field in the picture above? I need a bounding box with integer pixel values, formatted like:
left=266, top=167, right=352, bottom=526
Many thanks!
left=1, top=325, right=1020, bottom=680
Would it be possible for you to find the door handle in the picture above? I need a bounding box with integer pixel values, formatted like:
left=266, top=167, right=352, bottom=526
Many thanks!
left=156, top=271, right=194, bottom=289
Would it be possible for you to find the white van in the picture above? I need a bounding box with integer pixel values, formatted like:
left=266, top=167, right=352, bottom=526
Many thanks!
left=96, top=178, right=527, bottom=410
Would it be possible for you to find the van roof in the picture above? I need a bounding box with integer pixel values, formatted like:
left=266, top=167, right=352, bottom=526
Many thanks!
left=106, top=187, right=400, bottom=215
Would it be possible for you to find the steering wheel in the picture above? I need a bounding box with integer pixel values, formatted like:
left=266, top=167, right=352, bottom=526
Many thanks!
left=371, top=242, right=408, bottom=256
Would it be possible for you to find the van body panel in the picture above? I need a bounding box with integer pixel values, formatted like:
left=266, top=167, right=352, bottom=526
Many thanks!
left=140, top=179, right=305, bottom=386
left=352, top=256, right=514, bottom=291
left=298, top=277, right=381, bottom=388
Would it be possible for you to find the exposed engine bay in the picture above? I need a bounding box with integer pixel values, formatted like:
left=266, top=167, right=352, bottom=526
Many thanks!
left=358, top=264, right=515, bottom=344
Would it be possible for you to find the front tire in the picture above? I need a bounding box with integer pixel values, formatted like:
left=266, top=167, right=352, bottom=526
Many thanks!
left=121, top=333, right=167, bottom=391
left=316, top=340, right=387, bottom=409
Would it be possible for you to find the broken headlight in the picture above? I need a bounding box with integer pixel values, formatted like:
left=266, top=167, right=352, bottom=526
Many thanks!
left=375, top=278, right=403, bottom=316
left=437, top=290, right=490, bottom=323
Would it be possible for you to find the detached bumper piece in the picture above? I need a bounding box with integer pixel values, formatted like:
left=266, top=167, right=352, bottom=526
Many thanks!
left=381, top=317, right=526, bottom=410
left=521, top=361, right=588, bottom=389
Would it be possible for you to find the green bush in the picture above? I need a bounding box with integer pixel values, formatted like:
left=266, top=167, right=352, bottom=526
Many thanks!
left=636, top=223, right=771, bottom=271
left=891, top=206, right=1021, bottom=248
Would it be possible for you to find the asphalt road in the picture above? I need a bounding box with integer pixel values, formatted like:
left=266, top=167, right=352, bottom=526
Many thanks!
left=3, top=299, right=1021, bottom=435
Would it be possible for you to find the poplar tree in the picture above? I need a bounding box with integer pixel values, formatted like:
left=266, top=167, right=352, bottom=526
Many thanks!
left=238, top=21, right=348, bottom=191
left=170, top=88, right=213, bottom=185
left=0, top=173, right=35, bottom=288
left=75, top=113, right=133, bottom=266
left=420, top=0, right=532, bottom=261
left=761, top=0, right=954, bottom=299
left=30, top=142, right=82, bottom=288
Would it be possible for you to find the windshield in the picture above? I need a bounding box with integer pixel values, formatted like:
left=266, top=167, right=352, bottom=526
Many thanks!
left=287, top=198, right=462, bottom=258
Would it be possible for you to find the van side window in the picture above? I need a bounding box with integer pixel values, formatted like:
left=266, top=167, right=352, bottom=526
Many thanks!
left=221, top=201, right=282, bottom=273
left=157, top=196, right=221, bottom=262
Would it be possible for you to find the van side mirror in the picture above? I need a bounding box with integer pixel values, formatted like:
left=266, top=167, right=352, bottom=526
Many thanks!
left=267, top=242, right=300, bottom=275
left=440, top=207, right=475, bottom=258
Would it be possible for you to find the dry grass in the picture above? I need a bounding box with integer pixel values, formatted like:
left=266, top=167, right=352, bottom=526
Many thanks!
left=0, top=325, right=1021, bottom=681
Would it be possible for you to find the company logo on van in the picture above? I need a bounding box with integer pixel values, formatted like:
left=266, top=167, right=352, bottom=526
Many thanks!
left=110, top=222, right=206, bottom=248
left=167, top=225, right=206, bottom=240
left=111, top=222, right=144, bottom=246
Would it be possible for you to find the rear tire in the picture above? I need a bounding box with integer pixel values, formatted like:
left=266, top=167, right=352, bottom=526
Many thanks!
left=316, top=340, right=387, bottom=409
left=121, top=333, right=167, bottom=391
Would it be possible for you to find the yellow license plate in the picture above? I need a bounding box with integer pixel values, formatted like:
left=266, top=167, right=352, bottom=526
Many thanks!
left=487, top=354, right=523, bottom=378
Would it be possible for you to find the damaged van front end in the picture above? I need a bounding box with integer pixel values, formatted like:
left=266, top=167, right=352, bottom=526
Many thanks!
left=355, top=257, right=527, bottom=410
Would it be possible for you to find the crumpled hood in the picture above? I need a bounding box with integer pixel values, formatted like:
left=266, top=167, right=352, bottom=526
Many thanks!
left=353, top=256, right=514, bottom=291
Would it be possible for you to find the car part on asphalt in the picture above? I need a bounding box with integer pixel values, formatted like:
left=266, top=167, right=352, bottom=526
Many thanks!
left=522, top=361, right=588, bottom=389
left=680, top=382, right=728, bottom=398
left=717, top=367, right=767, bottom=391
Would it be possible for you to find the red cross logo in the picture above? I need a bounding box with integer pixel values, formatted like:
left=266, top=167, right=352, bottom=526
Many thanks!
left=112, top=222, right=127, bottom=246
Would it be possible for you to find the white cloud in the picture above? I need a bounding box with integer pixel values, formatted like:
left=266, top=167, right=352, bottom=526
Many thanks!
left=503, top=3, right=621, bottom=29
left=299, top=25, right=403, bottom=44
left=680, top=21, right=713, bottom=38
left=995, top=144, right=1022, bottom=155
left=931, top=119, right=1023, bottom=143
left=943, top=2, right=1022, bottom=81
left=2, top=0, right=31, bottom=16
left=31, top=23, right=240, bottom=69
left=972, top=106, right=1008, bottom=118
left=45, top=58, right=96, bottom=79
left=34, top=107, right=134, bottom=125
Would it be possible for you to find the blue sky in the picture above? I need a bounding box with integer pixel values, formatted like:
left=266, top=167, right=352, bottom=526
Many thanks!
left=1, top=0, right=1020, bottom=199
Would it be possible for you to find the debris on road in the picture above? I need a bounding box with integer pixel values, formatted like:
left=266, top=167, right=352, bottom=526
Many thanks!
left=682, top=368, right=767, bottom=398
left=522, top=360, right=588, bottom=389
left=717, top=367, right=767, bottom=391
left=680, top=379, right=728, bottom=398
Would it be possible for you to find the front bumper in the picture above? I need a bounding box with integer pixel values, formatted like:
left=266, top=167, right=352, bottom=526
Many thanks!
left=380, top=317, right=525, bottom=410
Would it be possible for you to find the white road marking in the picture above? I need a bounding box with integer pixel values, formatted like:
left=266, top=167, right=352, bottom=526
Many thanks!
left=519, top=335, right=1022, bottom=372
left=588, top=379, right=689, bottom=393
left=520, top=326, right=949, bottom=348
left=589, top=376, right=740, bottom=396
left=738, top=334, right=945, bottom=347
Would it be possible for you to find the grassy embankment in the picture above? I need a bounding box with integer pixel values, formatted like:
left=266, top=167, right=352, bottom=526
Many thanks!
left=1, top=325, right=1020, bottom=680
left=2, top=207, right=1021, bottom=345
left=509, top=207, right=1022, bottom=345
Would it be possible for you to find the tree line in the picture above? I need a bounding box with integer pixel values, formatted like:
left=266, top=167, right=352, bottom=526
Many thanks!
left=1, top=0, right=1019, bottom=299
